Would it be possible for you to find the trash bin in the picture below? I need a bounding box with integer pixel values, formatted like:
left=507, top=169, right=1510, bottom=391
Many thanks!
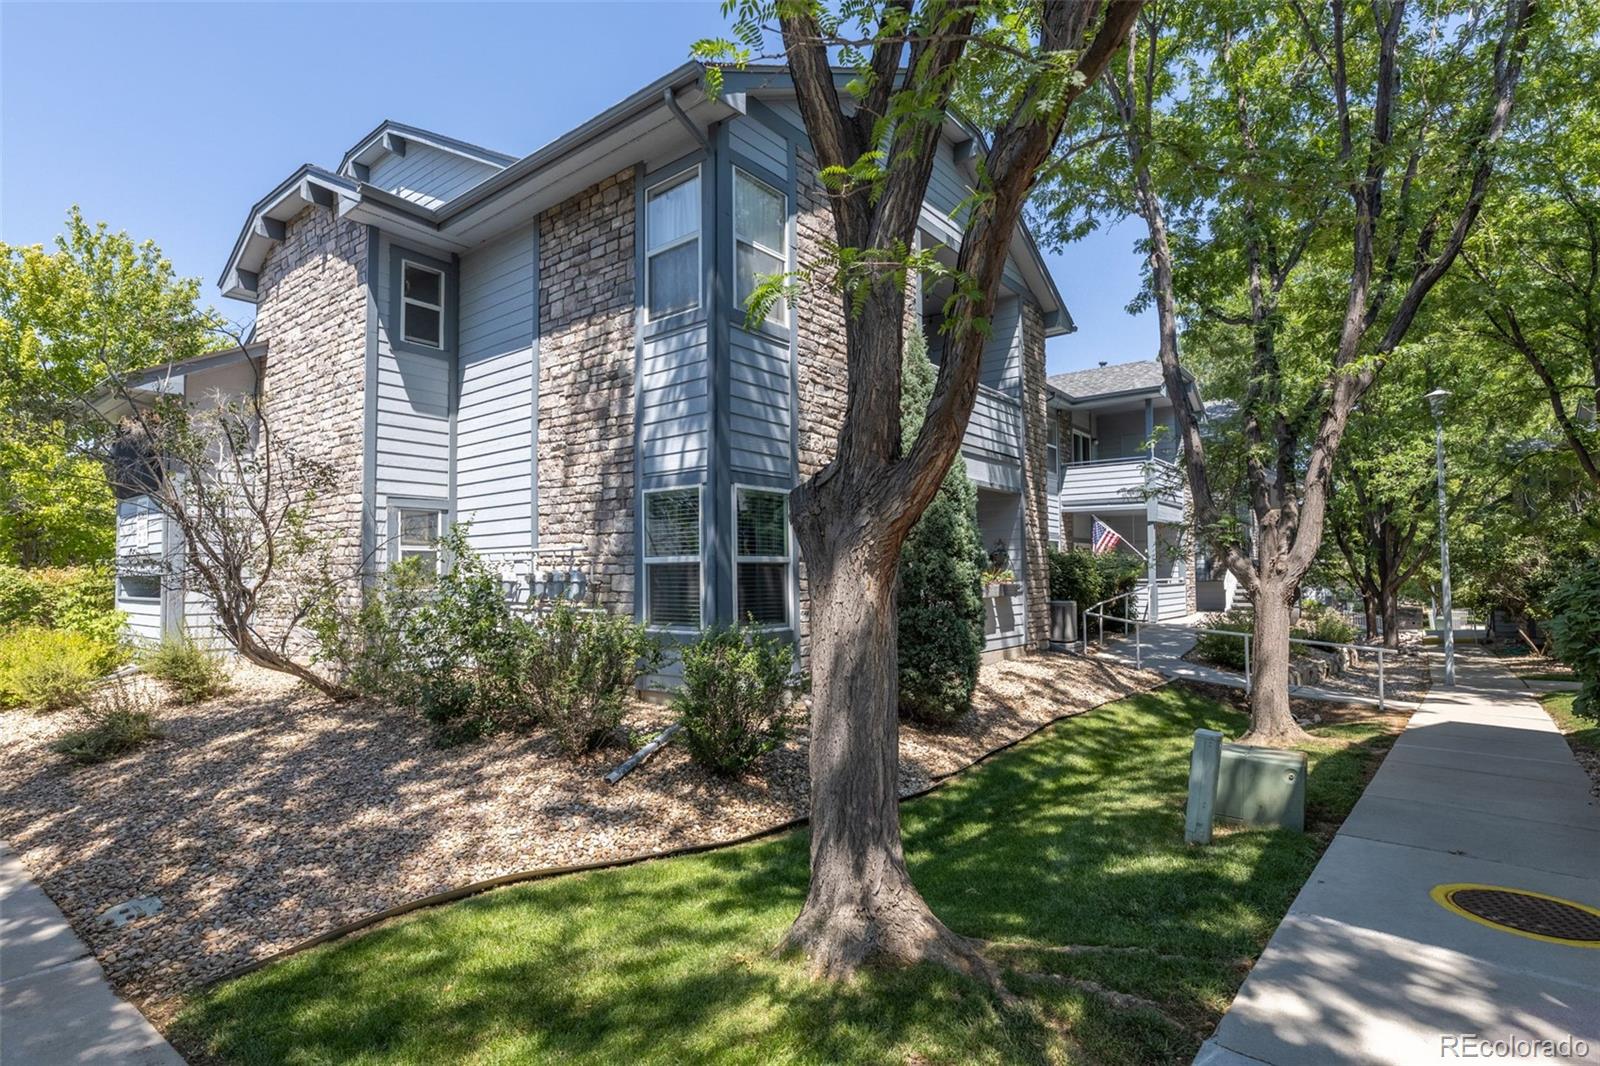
left=1049, top=600, right=1077, bottom=645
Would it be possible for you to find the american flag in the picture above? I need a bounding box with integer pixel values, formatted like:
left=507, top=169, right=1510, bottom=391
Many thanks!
left=1091, top=518, right=1122, bottom=555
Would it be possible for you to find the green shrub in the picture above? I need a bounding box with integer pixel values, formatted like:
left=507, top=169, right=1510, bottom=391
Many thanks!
left=896, top=328, right=987, bottom=725
left=1191, top=607, right=1253, bottom=670
left=674, top=626, right=800, bottom=776
left=0, top=626, right=118, bottom=710
left=0, top=565, right=126, bottom=647
left=1547, top=560, right=1600, bottom=719
left=308, top=556, right=433, bottom=697
left=1293, top=604, right=1357, bottom=650
left=1047, top=546, right=1104, bottom=606
left=50, top=677, right=161, bottom=764
left=394, top=536, right=526, bottom=743
left=520, top=601, right=660, bottom=756
left=141, top=631, right=230, bottom=704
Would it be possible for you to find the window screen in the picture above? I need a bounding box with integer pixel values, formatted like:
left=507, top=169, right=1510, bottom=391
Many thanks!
left=396, top=508, right=444, bottom=573
left=645, top=171, right=700, bottom=320
left=402, top=262, right=444, bottom=348
left=735, top=488, right=788, bottom=626
left=644, top=489, right=700, bottom=627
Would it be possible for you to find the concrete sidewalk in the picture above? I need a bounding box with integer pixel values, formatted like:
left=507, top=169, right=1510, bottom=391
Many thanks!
left=0, top=842, right=183, bottom=1065
left=1195, top=648, right=1600, bottom=1065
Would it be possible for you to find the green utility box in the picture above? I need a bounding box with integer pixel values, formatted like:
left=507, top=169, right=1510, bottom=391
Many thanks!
left=1185, top=729, right=1307, bottom=843
left=1217, top=743, right=1306, bottom=832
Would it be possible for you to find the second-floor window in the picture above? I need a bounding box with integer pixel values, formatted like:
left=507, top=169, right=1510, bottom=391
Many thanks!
left=402, top=261, right=444, bottom=348
left=645, top=169, right=700, bottom=320
left=733, top=168, right=787, bottom=327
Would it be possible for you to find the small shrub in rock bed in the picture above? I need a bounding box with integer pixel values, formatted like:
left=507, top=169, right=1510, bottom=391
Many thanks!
left=522, top=601, right=661, bottom=756
left=1293, top=604, right=1357, bottom=652
left=674, top=626, right=800, bottom=776
left=141, top=631, right=230, bottom=704
left=50, top=677, right=161, bottom=764
left=0, top=626, right=118, bottom=710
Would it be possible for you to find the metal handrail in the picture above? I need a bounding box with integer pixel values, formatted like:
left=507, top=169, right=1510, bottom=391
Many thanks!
left=1188, top=627, right=1391, bottom=710
left=1083, top=589, right=1142, bottom=668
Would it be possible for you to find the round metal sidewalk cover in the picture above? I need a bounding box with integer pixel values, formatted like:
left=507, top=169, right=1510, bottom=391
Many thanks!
left=1431, top=883, right=1600, bottom=947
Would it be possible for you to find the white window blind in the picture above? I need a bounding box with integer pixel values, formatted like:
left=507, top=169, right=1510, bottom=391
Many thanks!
left=644, top=488, right=700, bottom=627
left=735, top=487, right=788, bottom=626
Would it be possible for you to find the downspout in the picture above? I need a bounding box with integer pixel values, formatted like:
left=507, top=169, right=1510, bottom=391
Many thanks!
left=664, top=87, right=709, bottom=151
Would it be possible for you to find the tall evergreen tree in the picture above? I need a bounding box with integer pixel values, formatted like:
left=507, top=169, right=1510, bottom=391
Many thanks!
left=897, top=328, right=986, bottom=725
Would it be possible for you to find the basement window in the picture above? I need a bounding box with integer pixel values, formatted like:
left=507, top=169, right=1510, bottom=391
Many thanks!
left=401, top=261, right=444, bottom=348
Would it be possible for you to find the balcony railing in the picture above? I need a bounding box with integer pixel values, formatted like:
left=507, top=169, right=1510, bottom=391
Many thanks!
left=1057, top=455, right=1184, bottom=510
left=964, top=385, right=1023, bottom=462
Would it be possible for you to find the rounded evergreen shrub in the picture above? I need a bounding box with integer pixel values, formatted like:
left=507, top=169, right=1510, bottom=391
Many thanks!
left=674, top=625, right=800, bottom=777
left=896, top=328, right=987, bottom=726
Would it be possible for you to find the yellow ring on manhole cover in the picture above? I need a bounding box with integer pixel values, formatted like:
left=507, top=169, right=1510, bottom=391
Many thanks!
left=1431, top=883, right=1600, bottom=948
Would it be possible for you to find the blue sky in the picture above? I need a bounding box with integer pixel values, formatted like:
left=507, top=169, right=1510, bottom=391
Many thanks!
left=0, top=1, right=1153, bottom=376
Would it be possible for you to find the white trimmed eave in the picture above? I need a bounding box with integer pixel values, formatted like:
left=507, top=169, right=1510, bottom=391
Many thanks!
left=436, top=84, right=739, bottom=248
left=220, top=171, right=361, bottom=302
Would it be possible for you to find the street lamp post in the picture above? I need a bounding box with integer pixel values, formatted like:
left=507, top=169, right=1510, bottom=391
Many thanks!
left=1425, top=388, right=1455, bottom=686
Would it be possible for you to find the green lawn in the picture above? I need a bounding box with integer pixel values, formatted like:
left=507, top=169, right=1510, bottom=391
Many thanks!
left=172, top=684, right=1400, bottom=1066
left=1543, top=692, right=1598, bottom=757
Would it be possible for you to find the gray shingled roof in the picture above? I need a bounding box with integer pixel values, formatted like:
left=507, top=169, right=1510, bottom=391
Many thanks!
left=1047, top=360, right=1165, bottom=400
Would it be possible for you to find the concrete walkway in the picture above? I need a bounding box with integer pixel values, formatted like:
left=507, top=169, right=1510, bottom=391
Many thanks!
left=1091, top=624, right=1423, bottom=711
left=1, top=842, right=183, bottom=1065
left=1195, top=648, right=1600, bottom=1065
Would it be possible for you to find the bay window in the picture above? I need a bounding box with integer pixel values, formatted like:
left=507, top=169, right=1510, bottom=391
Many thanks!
left=644, top=488, right=701, bottom=627
left=645, top=168, right=701, bottom=320
left=733, top=168, right=787, bottom=326
left=735, top=487, right=789, bottom=626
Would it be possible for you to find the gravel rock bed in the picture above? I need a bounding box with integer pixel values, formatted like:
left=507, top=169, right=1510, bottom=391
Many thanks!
left=0, top=652, right=1155, bottom=1020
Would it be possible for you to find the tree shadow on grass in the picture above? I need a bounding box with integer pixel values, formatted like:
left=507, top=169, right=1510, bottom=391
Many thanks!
left=171, top=682, right=1401, bottom=1065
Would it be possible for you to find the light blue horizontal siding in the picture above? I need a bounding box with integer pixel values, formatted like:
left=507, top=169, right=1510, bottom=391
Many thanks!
left=640, top=322, right=709, bottom=485
left=456, top=224, right=536, bottom=558
left=729, top=117, right=787, bottom=178
left=729, top=327, right=792, bottom=478
left=374, top=237, right=451, bottom=534
left=980, top=296, right=1021, bottom=391
left=369, top=144, right=499, bottom=210
left=928, top=138, right=970, bottom=222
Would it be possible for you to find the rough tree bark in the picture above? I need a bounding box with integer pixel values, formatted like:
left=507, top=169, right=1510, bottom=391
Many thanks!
left=773, top=0, right=1143, bottom=980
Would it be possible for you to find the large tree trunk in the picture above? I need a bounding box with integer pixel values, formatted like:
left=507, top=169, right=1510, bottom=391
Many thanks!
left=1362, top=593, right=1379, bottom=643
left=1380, top=586, right=1401, bottom=651
left=1240, top=578, right=1310, bottom=746
left=780, top=515, right=993, bottom=983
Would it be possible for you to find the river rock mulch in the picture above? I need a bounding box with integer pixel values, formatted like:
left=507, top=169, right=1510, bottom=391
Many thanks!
left=0, top=652, right=1156, bottom=1022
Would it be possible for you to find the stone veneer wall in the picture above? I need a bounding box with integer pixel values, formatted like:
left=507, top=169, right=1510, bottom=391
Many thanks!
left=1017, top=297, right=1051, bottom=649
left=251, top=205, right=369, bottom=650
left=792, top=150, right=852, bottom=658
left=791, top=148, right=1053, bottom=655
left=535, top=169, right=637, bottom=613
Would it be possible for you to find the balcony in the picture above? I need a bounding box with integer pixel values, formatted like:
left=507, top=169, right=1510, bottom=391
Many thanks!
left=1057, top=455, right=1185, bottom=516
